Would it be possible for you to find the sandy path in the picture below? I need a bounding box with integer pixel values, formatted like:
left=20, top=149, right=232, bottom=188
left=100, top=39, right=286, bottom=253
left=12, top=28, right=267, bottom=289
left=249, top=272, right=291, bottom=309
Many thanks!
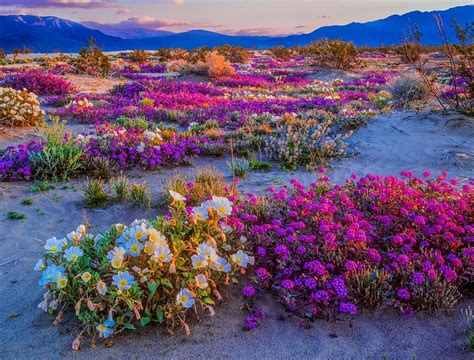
left=0, top=110, right=473, bottom=359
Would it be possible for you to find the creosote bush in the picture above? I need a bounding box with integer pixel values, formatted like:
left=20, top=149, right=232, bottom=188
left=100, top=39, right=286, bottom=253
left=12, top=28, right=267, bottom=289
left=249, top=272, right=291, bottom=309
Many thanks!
left=72, top=39, right=111, bottom=77
left=304, top=39, right=359, bottom=70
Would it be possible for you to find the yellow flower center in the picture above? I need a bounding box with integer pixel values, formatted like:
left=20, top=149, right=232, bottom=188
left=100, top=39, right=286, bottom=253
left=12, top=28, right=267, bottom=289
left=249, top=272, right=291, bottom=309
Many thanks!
left=59, top=279, right=67, bottom=287
left=159, top=253, right=166, bottom=260
left=99, top=325, right=107, bottom=332
left=112, top=259, right=122, bottom=267
left=135, top=231, right=143, bottom=239
left=119, top=279, right=128, bottom=287
left=130, top=244, right=139, bottom=252
left=180, top=295, right=188, bottom=303
left=196, top=213, right=202, bottom=219
left=218, top=206, right=226, bottom=214
left=51, top=246, right=58, bottom=253
left=71, top=254, right=78, bottom=260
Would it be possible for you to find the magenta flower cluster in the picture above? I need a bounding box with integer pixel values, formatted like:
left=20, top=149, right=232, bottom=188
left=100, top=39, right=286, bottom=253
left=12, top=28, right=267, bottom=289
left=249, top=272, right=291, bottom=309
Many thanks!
left=3, top=70, right=75, bottom=96
left=0, top=140, right=44, bottom=181
left=238, top=171, right=473, bottom=325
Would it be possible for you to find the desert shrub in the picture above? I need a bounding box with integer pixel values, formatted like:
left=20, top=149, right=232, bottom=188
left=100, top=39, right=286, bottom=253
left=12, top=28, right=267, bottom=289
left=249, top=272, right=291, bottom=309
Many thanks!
left=35, top=194, right=252, bottom=344
left=187, top=46, right=211, bottom=63
left=83, top=178, right=108, bottom=208
left=269, top=46, right=292, bottom=60
left=167, top=167, right=237, bottom=206
left=397, top=42, right=422, bottom=64
left=128, top=50, right=149, bottom=63
left=0, top=87, right=45, bottom=128
left=241, top=171, right=473, bottom=324
left=29, top=118, right=84, bottom=181
left=71, top=39, right=111, bottom=77
left=166, top=59, right=192, bottom=74
left=0, top=49, right=5, bottom=60
left=305, top=39, right=358, bottom=70
left=84, top=156, right=115, bottom=181
left=264, top=113, right=352, bottom=170
left=205, top=51, right=236, bottom=79
left=3, top=70, right=75, bottom=96
left=214, top=45, right=251, bottom=63
left=129, top=181, right=152, bottom=209
left=388, top=74, right=430, bottom=109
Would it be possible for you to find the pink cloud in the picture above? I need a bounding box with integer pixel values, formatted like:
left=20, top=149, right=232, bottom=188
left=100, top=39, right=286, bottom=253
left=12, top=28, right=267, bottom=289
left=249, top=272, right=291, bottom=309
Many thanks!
left=0, top=0, right=115, bottom=9
left=116, top=16, right=191, bottom=29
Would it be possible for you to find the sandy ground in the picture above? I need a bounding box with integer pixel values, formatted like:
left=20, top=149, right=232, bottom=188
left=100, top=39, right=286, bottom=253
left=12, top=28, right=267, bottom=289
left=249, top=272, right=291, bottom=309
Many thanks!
left=0, top=110, right=473, bottom=359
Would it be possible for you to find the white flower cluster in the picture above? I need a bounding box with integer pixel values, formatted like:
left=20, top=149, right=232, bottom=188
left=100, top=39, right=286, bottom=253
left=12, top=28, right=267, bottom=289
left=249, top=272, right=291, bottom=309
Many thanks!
left=65, top=97, right=93, bottom=109
left=0, top=87, right=45, bottom=126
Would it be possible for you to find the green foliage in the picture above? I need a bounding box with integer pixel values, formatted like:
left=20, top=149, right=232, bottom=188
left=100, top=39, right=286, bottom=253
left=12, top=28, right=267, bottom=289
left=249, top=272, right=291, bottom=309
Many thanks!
left=84, top=156, right=116, bottom=181
left=21, top=197, right=33, bottom=205
left=304, top=39, right=359, bottom=70
left=112, top=173, right=130, bottom=200
left=269, top=46, right=292, bottom=60
left=29, top=180, right=55, bottom=192
left=129, top=182, right=151, bottom=209
left=7, top=211, right=26, bottom=220
left=113, top=116, right=152, bottom=130
left=72, top=38, right=111, bottom=77
left=227, top=158, right=250, bottom=178
left=83, top=178, right=108, bottom=208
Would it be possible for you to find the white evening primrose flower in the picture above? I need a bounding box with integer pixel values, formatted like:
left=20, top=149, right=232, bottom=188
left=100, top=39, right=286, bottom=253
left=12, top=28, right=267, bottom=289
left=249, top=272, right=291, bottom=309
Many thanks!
left=76, top=224, right=86, bottom=235
left=44, top=237, right=66, bottom=254
left=196, top=243, right=217, bottom=261
left=56, top=276, right=68, bottom=289
left=195, top=274, right=208, bottom=289
left=169, top=190, right=186, bottom=202
left=147, top=228, right=167, bottom=246
left=64, top=246, right=84, bottom=262
left=107, top=246, right=126, bottom=260
left=96, top=280, right=107, bottom=295
left=143, top=241, right=157, bottom=256
left=130, top=225, right=147, bottom=241
left=81, top=272, right=92, bottom=283
left=209, top=196, right=232, bottom=218
left=176, top=288, right=195, bottom=308
left=154, top=246, right=172, bottom=263
left=210, top=257, right=231, bottom=273
left=191, top=254, right=208, bottom=269
left=231, top=250, right=255, bottom=268
left=110, top=256, right=123, bottom=269
left=34, top=259, right=45, bottom=272
left=191, top=205, right=208, bottom=221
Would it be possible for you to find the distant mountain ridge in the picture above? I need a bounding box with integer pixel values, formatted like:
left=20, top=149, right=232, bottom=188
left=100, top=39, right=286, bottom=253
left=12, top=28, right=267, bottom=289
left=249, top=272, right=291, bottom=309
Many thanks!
left=0, top=5, right=472, bottom=53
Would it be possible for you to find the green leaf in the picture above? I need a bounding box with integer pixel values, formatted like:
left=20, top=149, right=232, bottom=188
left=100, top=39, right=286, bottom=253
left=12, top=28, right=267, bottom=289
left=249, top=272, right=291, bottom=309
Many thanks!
left=156, top=310, right=164, bottom=324
left=140, top=317, right=151, bottom=327
left=147, top=282, right=158, bottom=296
left=161, top=278, right=173, bottom=289
left=203, top=297, right=215, bottom=305
left=123, top=323, right=136, bottom=330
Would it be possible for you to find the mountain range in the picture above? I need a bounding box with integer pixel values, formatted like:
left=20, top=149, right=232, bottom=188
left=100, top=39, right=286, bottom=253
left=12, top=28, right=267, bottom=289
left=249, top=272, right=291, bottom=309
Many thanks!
left=0, top=5, right=472, bottom=53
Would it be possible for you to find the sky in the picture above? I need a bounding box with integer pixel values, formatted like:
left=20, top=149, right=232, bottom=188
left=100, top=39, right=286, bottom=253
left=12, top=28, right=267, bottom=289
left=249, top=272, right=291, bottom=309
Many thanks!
left=0, top=0, right=472, bottom=35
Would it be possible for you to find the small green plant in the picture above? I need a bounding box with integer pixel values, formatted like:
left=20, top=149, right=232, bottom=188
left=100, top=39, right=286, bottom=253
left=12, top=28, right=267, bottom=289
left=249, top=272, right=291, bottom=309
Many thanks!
left=21, top=198, right=33, bottom=205
left=227, top=158, right=250, bottom=178
left=29, top=117, right=84, bottom=181
left=7, top=211, right=26, bottom=220
left=29, top=180, right=55, bottom=193
left=462, top=306, right=474, bottom=350
left=84, top=156, right=116, bottom=181
left=249, top=158, right=271, bottom=171
left=112, top=173, right=130, bottom=200
left=113, top=116, right=152, bottom=130
left=71, top=38, right=111, bottom=77
left=129, top=182, right=151, bottom=209
left=83, top=179, right=108, bottom=208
